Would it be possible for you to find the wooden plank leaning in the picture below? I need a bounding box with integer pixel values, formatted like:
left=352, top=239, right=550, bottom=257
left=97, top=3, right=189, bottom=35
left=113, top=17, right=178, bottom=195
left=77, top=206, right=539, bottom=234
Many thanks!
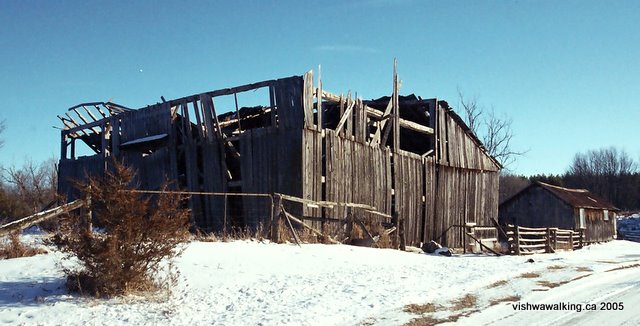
left=0, top=200, right=85, bottom=237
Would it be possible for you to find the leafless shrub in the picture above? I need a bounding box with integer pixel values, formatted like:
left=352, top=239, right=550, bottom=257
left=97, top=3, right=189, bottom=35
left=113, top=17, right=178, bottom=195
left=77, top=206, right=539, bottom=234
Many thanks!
left=50, top=162, right=190, bottom=298
left=0, top=232, right=48, bottom=259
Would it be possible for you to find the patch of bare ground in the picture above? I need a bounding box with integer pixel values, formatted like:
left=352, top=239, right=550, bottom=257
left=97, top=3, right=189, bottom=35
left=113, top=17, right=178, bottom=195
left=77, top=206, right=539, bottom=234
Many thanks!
left=595, top=260, right=618, bottom=264
left=575, top=266, right=593, bottom=272
left=486, top=279, right=508, bottom=288
left=490, top=295, right=521, bottom=306
left=403, top=303, right=440, bottom=314
left=547, top=265, right=565, bottom=270
left=518, top=272, right=540, bottom=279
left=606, top=263, right=640, bottom=272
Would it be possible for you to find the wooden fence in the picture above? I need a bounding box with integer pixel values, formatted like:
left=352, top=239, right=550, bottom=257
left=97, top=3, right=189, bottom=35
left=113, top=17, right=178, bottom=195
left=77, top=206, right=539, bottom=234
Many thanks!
left=619, top=230, right=640, bottom=243
left=506, top=225, right=583, bottom=255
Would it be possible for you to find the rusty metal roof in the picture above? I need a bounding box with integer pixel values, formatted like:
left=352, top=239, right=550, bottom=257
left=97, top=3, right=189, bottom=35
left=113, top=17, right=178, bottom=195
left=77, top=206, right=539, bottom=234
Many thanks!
left=537, top=182, right=619, bottom=211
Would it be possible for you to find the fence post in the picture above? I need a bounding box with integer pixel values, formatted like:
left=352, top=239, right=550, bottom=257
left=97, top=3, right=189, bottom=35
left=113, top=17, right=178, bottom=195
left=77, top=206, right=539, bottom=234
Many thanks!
left=579, top=229, right=584, bottom=249
left=569, top=231, right=574, bottom=251
left=345, top=206, right=354, bottom=239
left=552, top=228, right=557, bottom=251
left=399, top=216, right=406, bottom=251
left=392, top=210, right=399, bottom=249
left=223, top=193, right=228, bottom=237
left=271, top=194, right=282, bottom=242
left=514, top=226, right=521, bottom=255
left=84, top=190, right=92, bottom=233
left=545, top=227, right=551, bottom=253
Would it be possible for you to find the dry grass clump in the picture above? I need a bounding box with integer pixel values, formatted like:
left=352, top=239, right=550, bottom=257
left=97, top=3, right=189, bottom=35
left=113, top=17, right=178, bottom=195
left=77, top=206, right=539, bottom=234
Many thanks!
left=490, top=295, right=520, bottom=305
left=575, top=266, right=593, bottom=272
left=486, top=279, right=508, bottom=288
left=403, top=303, right=440, bottom=314
left=404, top=315, right=444, bottom=326
left=51, top=163, right=190, bottom=298
left=547, top=265, right=566, bottom=270
left=451, top=293, right=477, bottom=311
left=537, top=280, right=563, bottom=288
left=404, top=310, right=478, bottom=326
left=518, top=272, right=540, bottom=279
left=606, top=263, right=640, bottom=272
left=0, top=232, right=47, bottom=259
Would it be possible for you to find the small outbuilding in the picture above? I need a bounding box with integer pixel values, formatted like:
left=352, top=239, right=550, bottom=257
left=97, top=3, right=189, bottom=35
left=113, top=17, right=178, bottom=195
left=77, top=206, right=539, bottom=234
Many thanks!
left=499, top=182, right=618, bottom=243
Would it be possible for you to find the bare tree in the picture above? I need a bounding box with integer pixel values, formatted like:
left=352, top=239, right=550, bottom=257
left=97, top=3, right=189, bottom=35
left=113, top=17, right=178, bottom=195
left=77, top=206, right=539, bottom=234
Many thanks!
left=1, top=158, right=58, bottom=214
left=499, top=171, right=530, bottom=203
left=458, top=91, right=526, bottom=168
left=0, top=118, right=5, bottom=149
left=565, top=147, right=639, bottom=209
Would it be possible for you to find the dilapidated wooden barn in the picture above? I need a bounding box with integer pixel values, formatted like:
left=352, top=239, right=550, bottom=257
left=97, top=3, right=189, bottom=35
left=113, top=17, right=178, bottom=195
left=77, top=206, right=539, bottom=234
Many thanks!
left=499, top=182, right=618, bottom=243
left=57, top=69, right=501, bottom=247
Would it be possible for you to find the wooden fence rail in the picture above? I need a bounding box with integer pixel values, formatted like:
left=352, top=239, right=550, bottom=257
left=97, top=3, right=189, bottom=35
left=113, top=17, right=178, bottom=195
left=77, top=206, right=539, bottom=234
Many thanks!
left=506, top=225, right=583, bottom=255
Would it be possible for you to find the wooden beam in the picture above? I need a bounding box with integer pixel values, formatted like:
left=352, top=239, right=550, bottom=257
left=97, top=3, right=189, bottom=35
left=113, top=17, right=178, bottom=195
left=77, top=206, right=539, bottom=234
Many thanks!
left=278, top=193, right=377, bottom=210
left=334, top=99, right=355, bottom=134
left=303, top=70, right=314, bottom=128
left=81, top=106, right=100, bottom=122
left=0, top=200, right=84, bottom=237
left=282, top=208, right=340, bottom=244
left=370, top=99, right=393, bottom=145
left=317, top=67, right=323, bottom=131
left=71, top=109, right=100, bottom=134
left=93, top=105, right=108, bottom=118
left=321, top=90, right=433, bottom=135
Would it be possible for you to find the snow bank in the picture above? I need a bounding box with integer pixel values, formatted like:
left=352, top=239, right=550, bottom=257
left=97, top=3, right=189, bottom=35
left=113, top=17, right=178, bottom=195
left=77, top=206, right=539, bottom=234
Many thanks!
left=1, top=237, right=639, bottom=325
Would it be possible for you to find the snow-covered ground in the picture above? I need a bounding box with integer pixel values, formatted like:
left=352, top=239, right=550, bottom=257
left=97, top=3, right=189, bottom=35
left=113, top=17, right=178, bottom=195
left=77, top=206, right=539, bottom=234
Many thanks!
left=1, top=233, right=639, bottom=326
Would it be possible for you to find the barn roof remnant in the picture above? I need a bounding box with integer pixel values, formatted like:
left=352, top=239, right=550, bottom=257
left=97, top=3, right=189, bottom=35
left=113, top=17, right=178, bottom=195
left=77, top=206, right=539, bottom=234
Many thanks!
left=504, top=181, right=619, bottom=211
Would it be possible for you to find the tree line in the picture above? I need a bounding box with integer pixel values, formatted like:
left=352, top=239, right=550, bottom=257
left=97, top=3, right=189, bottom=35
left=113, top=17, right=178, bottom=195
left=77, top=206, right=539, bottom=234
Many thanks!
left=500, top=147, right=640, bottom=212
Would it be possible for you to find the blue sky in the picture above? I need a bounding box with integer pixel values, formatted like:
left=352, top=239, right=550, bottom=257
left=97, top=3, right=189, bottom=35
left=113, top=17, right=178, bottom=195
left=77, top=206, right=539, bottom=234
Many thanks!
left=0, top=0, right=638, bottom=176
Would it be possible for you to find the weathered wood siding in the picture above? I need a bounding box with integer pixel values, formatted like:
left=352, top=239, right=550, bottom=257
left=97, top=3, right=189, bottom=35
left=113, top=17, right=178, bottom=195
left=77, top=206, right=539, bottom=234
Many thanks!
left=499, top=187, right=575, bottom=229
left=302, top=129, right=392, bottom=232
left=430, top=165, right=499, bottom=248
left=395, top=151, right=424, bottom=245
left=58, top=155, right=105, bottom=199
left=578, top=208, right=615, bottom=243
left=118, top=104, right=174, bottom=190
left=240, top=127, right=303, bottom=228
left=435, top=104, right=499, bottom=172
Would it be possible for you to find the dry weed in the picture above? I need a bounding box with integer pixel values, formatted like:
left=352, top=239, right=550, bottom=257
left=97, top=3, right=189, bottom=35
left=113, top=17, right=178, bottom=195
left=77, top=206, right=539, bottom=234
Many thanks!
left=518, top=272, right=540, bottom=279
left=403, top=303, right=440, bottom=314
left=547, top=265, right=565, bottom=270
left=606, top=263, right=640, bottom=272
left=489, top=295, right=520, bottom=305
left=450, top=294, right=477, bottom=311
left=575, top=266, right=593, bottom=272
left=537, top=280, right=562, bottom=288
left=486, top=279, right=508, bottom=288
left=0, top=232, right=47, bottom=259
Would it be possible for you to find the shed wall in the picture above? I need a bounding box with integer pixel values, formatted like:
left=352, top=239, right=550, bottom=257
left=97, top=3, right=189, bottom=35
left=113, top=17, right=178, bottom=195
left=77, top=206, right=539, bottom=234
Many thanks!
left=499, top=187, right=576, bottom=229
